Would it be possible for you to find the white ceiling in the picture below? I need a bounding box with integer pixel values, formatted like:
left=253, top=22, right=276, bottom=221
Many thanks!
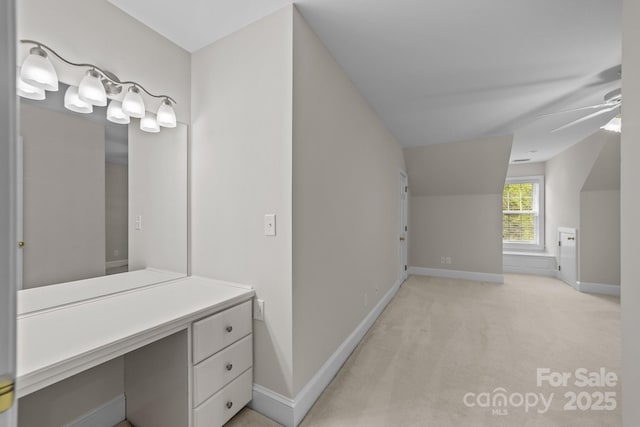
left=108, top=0, right=622, bottom=162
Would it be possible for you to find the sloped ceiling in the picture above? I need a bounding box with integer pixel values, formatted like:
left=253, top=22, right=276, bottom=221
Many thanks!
left=108, top=0, right=622, bottom=162
left=404, top=135, right=512, bottom=197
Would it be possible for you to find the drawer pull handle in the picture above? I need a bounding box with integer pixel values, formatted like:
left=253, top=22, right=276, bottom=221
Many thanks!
left=226, top=401, right=233, bottom=409
left=226, top=363, right=233, bottom=371
left=226, top=326, right=233, bottom=333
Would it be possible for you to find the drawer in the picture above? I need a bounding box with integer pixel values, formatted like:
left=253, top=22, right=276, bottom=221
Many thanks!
left=193, top=300, right=252, bottom=364
left=193, top=334, right=252, bottom=407
left=194, top=368, right=253, bottom=427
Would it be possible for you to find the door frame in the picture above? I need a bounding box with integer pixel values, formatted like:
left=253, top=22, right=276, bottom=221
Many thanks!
left=0, top=0, right=18, bottom=423
left=399, top=170, right=408, bottom=282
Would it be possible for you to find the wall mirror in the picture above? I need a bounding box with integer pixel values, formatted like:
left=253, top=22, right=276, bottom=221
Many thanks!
left=17, top=81, right=188, bottom=310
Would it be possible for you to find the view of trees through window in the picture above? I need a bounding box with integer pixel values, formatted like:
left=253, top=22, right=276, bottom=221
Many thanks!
left=503, top=182, right=537, bottom=243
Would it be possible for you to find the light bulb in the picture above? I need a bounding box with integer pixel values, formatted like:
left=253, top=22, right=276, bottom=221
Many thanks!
left=156, top=99, right=177, bottom=128
left=17, top=73, right=45, bottom=100
left=64, top=86, right=93, bottom=114
left=78, top=69, right=107, bottom=106
left=107, top=100, right=130, bottom=124
left=122, top=86, right=145, bottom=119
left=20, top=46, right=58, bottom=91
left=140, top=112, right=160, bottom=133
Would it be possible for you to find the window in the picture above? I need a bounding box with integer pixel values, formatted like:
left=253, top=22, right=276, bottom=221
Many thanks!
left=502, top=176, right=544, bottom=250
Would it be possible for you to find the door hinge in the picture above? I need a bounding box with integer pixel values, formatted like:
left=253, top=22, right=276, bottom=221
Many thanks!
left=0, top=379, right=15, bottom=413
left=405, top=225, right=408, bottom=232
left=404, top=265, right=407, bottom=271
left=558, top=265, right=562, bottom=271
left=558, top=240, right=561, bottom=247
left=405, top=186, right=408, bottom=192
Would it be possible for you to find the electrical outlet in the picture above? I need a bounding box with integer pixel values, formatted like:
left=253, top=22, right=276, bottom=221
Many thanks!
left=264, top=214, right=276, bottom=236
left=135, top=215, right=142, bottom=230
left=446, top=257, right=452, bottom=265
left=440, top=256, right=446, bottom=264
left=253, top=298, right=265, bottom=321
left=114, top=249, right=119, bottom=257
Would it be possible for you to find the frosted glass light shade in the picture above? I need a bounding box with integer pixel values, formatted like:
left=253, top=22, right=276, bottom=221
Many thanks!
left=107, top=100, right=130, bottom=124
left=17, top=74, right=45, bottom=100
left=140, top=112, right=160, bottom=133
left=601, top=116, right=622, bottom=133
left=21, top=47, right=58, bottom=91
left=64, top=86, right=93, bottom=114
left=156, top=99, right=176, bottom=128
left=78, top=70, right=107, bottom=106
left=122, top=86, right=145, bottom=118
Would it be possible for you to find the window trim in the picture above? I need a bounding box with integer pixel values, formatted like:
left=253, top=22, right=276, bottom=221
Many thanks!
left=503, top=175, right=545, bottom=251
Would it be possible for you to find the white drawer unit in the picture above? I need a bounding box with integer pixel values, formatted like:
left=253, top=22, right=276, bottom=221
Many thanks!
left=17, top=275, right=255, bottom=427
left=193, top=334, right=253, bottom=407
left=194, top=368, right=253, bottom=427
left=193, top=300, right=252, bottom=364
left=191, top=300, right=253, bottom=426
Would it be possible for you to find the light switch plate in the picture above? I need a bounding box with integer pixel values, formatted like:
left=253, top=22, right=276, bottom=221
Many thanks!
left=264, top=214, right=276, bottom=236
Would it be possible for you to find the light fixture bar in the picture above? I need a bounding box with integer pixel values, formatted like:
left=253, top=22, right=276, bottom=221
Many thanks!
left=20, top=39, right=177, bottom=105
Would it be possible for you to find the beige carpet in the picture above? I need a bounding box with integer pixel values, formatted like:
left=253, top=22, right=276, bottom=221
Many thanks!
left=226, top=274, right=621, bottom=427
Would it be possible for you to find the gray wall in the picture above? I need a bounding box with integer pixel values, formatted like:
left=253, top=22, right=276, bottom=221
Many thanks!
left=405, top=135, right=512, bottom=274
left=291, top=8, right=406, bottom=394
left=544, top=130, right=618, bottom=259
left=622, top=1, right=640, bottom=422
left=579, top=138, right=620, bottom=286
left=105, top=162, right=128, bottom=263
left=191, top=6, right=294, bottom=397
left=18, top=358, right=123, bottom=427
left=20, top=103, right=106, bottom=288
left=580, top=191, right=620, bottom=286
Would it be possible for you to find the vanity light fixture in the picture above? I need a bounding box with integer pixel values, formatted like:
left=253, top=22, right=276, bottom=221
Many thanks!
left=20, top=45, right=58, bottom=91
left=122, top=86, right=146, bottom=119
left=64, top=86, right=93, bottom=114
left=140, top=112, right=160, bottom=133
left=16, top=70, right=45, bottom=100
left=106, top=100, right=130, bottom=124
left=157, top=99, right=177, bottom=128
left=18, top=39, right=177, bottom=132
left=78, top=69, right=107, bottom=106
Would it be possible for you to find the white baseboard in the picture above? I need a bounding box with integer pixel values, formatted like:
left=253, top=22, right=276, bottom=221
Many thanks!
left=106, top=259, right=128, bottom=269
left=249, top=278, right=403, bottom=427
left=408, top=266, right=504, bottom=284
left=66, top=394, right=125, bottom=427
left=577, top=281, right=621, bottom=296
left=250, top=385, right=295, bottom=427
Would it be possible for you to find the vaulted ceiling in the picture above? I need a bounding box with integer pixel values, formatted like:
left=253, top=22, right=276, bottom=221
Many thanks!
left=108, top=0, right=622, bottom=162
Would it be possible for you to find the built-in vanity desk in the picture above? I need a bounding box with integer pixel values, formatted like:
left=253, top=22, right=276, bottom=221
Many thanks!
left=17, top=270, right=255, bottom=427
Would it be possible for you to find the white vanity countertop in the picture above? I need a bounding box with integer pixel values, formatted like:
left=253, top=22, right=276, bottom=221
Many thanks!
left=16, top=275, right=254, bottom=398
left=18, top=268, right=186, bottom=315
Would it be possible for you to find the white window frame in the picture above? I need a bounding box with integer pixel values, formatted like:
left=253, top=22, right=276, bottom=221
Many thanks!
left=503, top=175, right=545, bottom=251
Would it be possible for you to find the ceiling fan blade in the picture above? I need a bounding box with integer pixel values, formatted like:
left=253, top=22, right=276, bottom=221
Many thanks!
left=539, top=102, right=618, bottom=117
left=551, top=104, right=620, bottom=133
